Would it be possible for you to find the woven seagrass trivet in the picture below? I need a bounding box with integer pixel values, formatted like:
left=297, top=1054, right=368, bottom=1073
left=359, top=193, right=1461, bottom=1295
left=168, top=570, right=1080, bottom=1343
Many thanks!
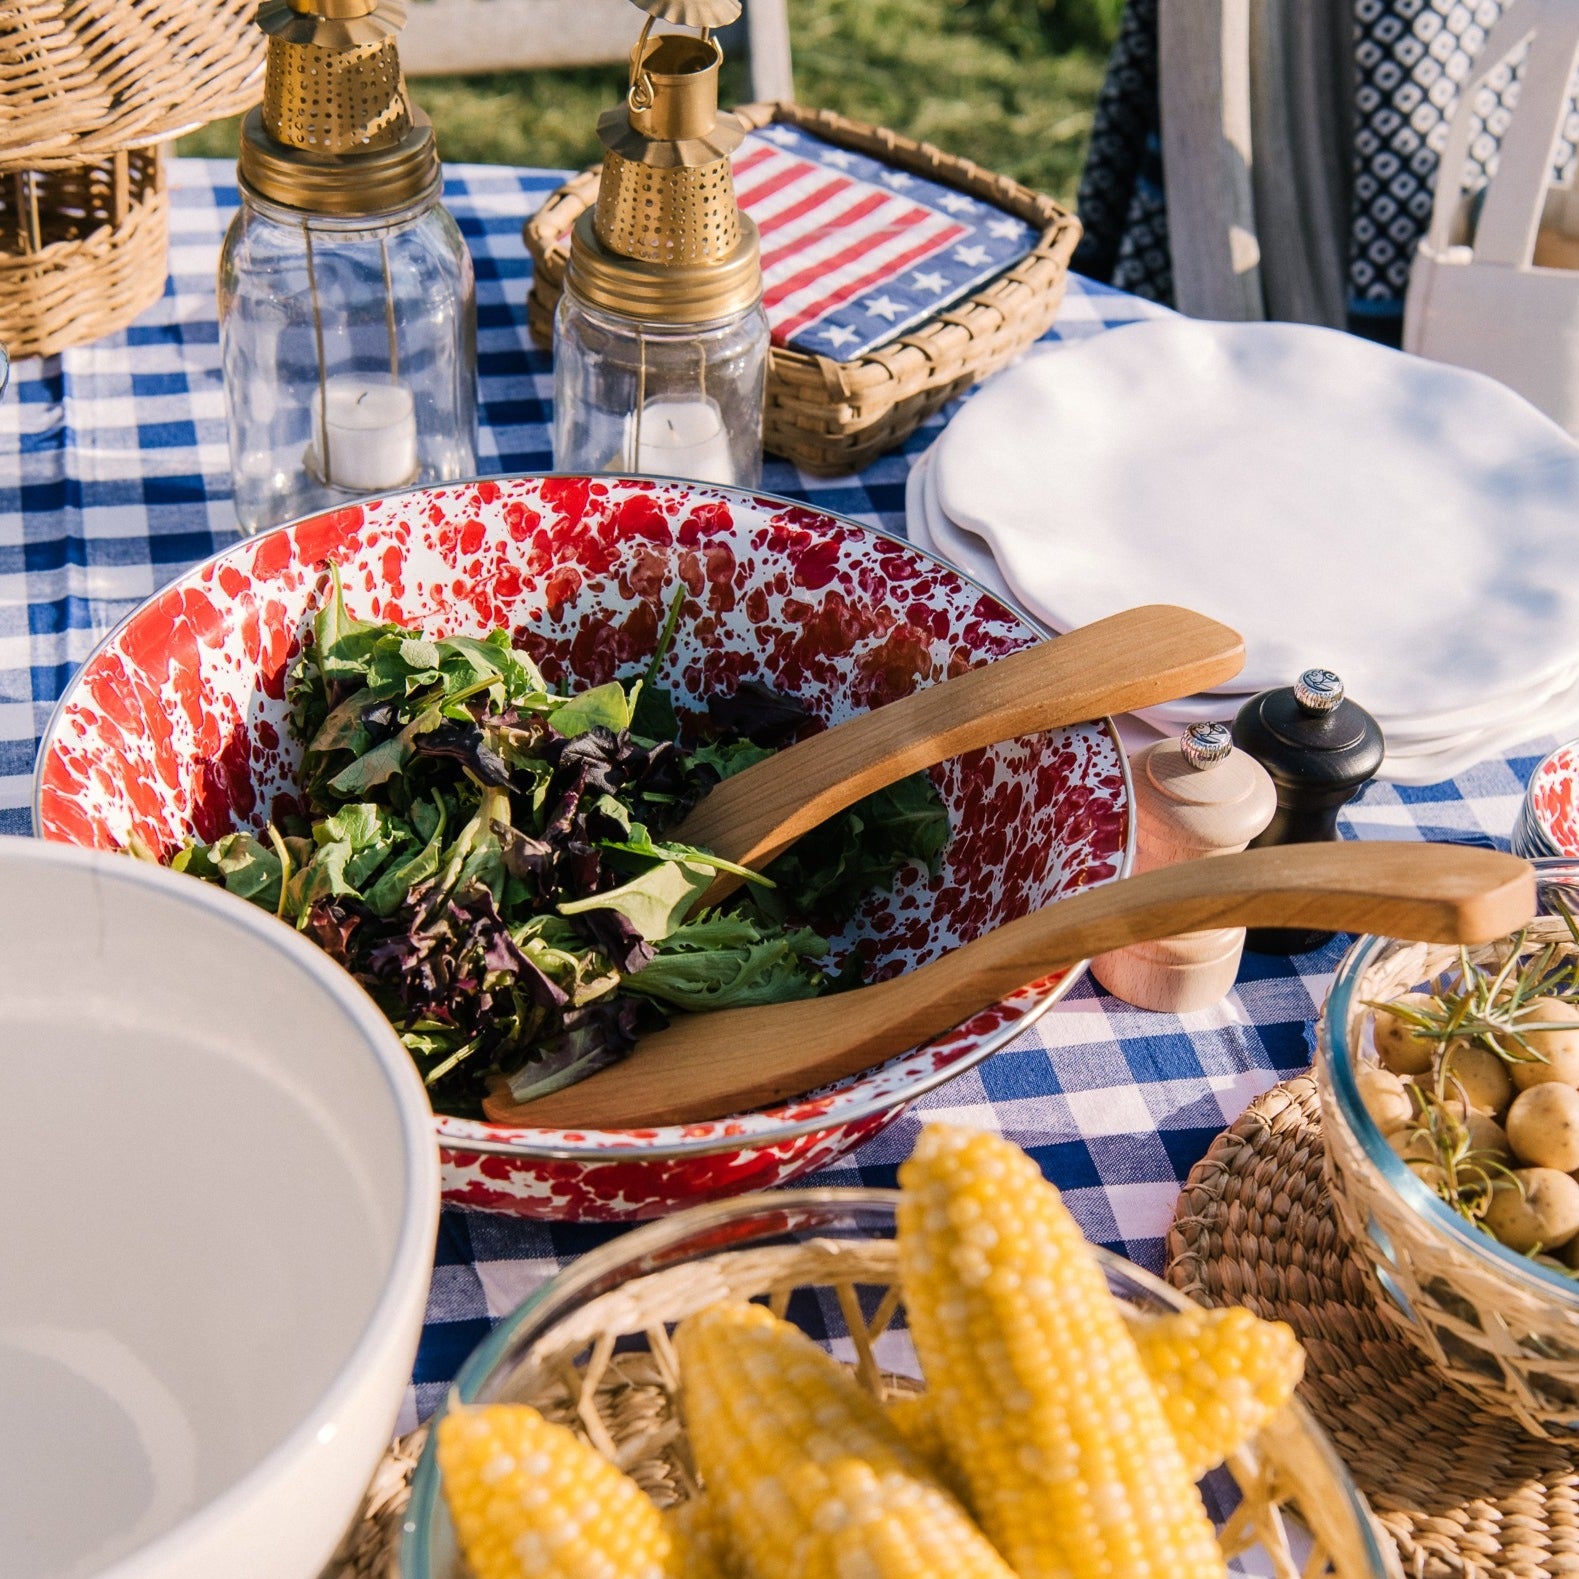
left=1168, top=1074, right=1579, bottom=1579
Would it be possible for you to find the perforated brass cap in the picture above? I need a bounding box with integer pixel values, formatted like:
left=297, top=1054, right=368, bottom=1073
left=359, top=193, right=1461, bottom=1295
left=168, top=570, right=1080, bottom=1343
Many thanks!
left=568, top=26, right=760, bottom=324
left=629, top=0, right=741, bottom=25
left=240, top=0, right=438, bottom=216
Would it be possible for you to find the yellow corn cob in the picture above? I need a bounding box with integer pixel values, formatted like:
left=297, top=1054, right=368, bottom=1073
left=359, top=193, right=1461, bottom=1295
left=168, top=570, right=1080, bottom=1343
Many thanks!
left=436, top=1402, right=673, bottom=1579
left=662, top=1496, right=746, bottom=1579
left=885, top=1391, right=951, bottom=1468
left=888, top=1307, right=1304, bottom=1484
left=675, top=1300, right=1020, bottom=1579
left=1129, top=1305, right=1304, bottom=1478
left=897, top=1123, right=1230, bottom=1579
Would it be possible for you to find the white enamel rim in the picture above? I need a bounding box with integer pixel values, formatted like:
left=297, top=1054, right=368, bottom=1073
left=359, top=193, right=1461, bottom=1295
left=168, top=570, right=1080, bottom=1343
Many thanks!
left=0, top=836, right=441, bottom=1574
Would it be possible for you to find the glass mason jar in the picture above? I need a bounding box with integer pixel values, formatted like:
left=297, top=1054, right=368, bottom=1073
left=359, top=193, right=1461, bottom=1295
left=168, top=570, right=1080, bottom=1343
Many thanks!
left=218, top=184, right=477, bottom=535
left=552, top=291, right=769, bottom=489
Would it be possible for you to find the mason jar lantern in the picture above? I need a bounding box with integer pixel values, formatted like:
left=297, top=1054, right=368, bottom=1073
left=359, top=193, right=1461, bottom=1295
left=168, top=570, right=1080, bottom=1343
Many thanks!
left=552, top=0, right=769, bottom=488
left=219, top=0, right=477, bottom=535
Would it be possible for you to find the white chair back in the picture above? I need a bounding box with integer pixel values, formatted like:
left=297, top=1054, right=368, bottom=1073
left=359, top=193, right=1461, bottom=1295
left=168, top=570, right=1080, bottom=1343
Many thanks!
left=1405, top=0, right=1579, bottom=436
left=1157, top=0, right=1353, bottom=327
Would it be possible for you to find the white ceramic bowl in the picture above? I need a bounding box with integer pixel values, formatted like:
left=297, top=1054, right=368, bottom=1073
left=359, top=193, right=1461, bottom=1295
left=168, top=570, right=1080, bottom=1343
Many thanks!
left=0, top=836, right=439, bottom=1579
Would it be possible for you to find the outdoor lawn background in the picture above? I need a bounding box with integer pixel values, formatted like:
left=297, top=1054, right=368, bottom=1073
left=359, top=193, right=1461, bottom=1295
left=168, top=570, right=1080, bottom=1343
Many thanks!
left=178, top=0, right=1122, bottom=208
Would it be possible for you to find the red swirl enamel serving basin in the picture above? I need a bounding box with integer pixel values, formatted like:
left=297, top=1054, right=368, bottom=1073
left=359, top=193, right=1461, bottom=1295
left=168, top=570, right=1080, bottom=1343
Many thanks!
left=34, top=477, right=1131, bottom=1221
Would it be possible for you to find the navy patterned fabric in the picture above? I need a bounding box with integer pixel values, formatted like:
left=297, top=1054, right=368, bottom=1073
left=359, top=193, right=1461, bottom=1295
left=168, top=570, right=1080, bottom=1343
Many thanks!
left=1077, top=0, right=1579, bottom=338
left=1072, top=0, right=1174, bottom=304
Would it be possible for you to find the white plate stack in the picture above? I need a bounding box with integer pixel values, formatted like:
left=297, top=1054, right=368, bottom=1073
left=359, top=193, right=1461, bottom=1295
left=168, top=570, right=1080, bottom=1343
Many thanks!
left=905, top=319, right=1579, bottom=786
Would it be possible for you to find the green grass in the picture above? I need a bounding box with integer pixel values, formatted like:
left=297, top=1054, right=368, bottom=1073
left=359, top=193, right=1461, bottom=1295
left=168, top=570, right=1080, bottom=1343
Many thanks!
left=177, top=0, right=1109, bottom=207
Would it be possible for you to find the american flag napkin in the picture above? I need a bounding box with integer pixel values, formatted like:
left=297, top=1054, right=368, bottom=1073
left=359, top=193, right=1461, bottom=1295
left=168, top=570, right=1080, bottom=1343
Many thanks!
left=734, top=122, right=1039, bottom=361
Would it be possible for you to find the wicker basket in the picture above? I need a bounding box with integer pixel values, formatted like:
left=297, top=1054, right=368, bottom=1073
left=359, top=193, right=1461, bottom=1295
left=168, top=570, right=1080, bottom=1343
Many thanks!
left=0, top=0, right=263, bottom=169
left=1315, top=894, right=1579, bottom=1440
left=0, top=0, right=262, bottom=358
left=525, top=102, right=1083, bottom=475
left=0, top=147, right=168, bottom=360
left=394, top=1189, right=1396, bottom=1579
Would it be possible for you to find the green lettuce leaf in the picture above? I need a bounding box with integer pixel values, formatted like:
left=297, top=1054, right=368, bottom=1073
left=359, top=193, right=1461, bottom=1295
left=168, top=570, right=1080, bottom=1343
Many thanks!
left=748, top=772, right=949, bottom=924
left=209, top=831, right=284, bottom=911
left=557, top=858, right=714, bottom=942
left=626, top=913, right=829, bottom=1011
left=551, top=680, right=633, bottom=739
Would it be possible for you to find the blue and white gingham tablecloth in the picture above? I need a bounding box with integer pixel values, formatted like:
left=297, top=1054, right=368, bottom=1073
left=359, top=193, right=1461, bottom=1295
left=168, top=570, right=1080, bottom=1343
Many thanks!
left=0, top=160, right=1549, bottom=1432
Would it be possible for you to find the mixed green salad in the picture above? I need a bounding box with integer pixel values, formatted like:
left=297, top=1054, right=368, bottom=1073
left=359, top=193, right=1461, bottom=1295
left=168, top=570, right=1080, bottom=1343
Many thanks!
left=166, top=574, right=947, bottom=1118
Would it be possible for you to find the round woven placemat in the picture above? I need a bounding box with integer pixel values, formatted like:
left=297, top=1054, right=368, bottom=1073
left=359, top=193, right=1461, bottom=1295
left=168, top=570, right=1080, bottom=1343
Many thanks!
left=1168, top=1075, right=1579, bottom=1579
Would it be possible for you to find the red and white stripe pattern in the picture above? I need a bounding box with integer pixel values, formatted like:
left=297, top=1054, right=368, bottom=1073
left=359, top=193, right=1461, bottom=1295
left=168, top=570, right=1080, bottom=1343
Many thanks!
left=730, top=132, right=977, bottom=353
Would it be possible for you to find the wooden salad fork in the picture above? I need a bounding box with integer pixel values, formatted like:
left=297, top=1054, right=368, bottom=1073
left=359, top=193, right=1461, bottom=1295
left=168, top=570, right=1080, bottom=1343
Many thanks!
left=484, top=843, right=1535, bottom=1130
left=670, top=602, right=1245, bottom=903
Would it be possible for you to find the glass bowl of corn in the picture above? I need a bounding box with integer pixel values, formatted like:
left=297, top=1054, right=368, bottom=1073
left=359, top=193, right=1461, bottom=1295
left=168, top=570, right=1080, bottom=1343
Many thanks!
left=400, top=1127, right=1394, bottom=1579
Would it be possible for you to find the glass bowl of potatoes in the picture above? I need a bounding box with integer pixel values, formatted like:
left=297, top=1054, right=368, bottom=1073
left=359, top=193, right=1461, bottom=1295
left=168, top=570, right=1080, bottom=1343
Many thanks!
left=1316, top=857, right=1579, bottom=1438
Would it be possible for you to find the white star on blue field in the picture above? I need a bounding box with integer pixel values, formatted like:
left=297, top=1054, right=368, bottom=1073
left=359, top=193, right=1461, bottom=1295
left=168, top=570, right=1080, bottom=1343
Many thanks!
left=746, top=122, right=1038, bottom=360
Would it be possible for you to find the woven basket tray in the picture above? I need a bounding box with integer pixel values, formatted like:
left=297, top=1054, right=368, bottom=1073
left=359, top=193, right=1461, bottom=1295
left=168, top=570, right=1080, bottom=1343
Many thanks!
left=0, top=147, right=167, bottom=359
left=524, top=101, right=1082, bottom=475
left=328, top=1223, right=1392, bottom=1579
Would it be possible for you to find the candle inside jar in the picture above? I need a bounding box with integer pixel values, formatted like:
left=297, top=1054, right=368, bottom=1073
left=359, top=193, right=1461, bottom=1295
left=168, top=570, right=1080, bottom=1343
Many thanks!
left=625, top=398, right=737, bottom=486
left=315, top=375, right=418, bottom=493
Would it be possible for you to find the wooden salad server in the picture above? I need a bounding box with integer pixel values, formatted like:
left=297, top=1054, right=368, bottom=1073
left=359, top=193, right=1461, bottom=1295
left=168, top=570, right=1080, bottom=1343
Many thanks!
left=669, top=603, right=1245, bottom=903
left=485, top=842, right=1534, bottom=1130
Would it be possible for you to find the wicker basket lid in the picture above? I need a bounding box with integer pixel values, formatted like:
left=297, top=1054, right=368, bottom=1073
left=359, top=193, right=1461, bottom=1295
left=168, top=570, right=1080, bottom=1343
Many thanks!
left=0, top=0, right=265, bottom=171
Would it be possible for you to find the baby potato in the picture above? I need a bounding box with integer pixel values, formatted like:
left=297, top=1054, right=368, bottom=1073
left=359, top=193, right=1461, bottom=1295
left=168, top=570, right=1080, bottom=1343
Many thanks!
left=1509, top=998, right=1579, bottom=1090
left=1439, top=1039, right=1514, bottom=1115
left=1463, top=1109, right=1512, bottom=1162
left=1372, top=996, right=1440, bottom=1075
left=1482, top=1167, right=1579, bottom=1254
left=1388, top=1127, right=1437, bottom=1166
left=1356, top=1064, right=1413, bottom=1134
left=1506, top=1083, right=1579, bottom=1172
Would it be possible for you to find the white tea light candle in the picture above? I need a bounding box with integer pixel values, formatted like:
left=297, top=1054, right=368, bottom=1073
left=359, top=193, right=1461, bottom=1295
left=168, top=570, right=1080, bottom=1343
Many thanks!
left=315, top=376, right=418, bottom=493
left=218, top=0, right=476, bottom=534
left=626, top=397, right=737, bottom=485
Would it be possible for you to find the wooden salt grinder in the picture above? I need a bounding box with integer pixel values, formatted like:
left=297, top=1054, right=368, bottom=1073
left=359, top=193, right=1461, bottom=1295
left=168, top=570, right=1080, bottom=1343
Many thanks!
left=1231, top=668, right=1387, bottom=955
left=1091, top=722, right=1276, bottom=1013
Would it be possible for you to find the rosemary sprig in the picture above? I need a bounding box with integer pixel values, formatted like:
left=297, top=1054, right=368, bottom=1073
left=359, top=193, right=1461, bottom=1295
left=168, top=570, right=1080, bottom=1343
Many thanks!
left=1367, top=926, right=1579, bottom=1069
left=1395, top=1085, right=1517, bottom=1227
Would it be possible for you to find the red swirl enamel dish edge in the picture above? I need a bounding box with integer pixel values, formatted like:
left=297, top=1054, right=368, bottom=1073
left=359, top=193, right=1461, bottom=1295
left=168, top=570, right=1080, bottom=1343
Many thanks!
left=35, top=477, right=1130, bottom=1220
left=1530, top=744, right=1579, bottom=856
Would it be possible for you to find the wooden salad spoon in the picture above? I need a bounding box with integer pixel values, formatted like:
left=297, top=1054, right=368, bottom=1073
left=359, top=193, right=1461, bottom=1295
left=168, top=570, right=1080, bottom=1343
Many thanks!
left=484, top=842, right=1535, bottom=1130
left=670, top=603, right=1245, bottom=903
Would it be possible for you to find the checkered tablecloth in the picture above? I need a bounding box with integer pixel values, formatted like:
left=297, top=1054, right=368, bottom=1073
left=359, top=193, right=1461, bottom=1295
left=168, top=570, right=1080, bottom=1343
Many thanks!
left=0, top=160, right=1549, bottom=1434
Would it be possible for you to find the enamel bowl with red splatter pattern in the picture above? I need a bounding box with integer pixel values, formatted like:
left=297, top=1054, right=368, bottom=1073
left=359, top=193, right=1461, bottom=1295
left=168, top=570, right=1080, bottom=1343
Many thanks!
left=34, top=477, right=1131, bottom=1221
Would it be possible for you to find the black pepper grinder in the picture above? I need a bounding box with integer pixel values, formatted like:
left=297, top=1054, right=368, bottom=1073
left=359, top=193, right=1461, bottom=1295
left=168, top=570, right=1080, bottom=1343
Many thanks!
left=1230, top=668, right=1386, bottom=954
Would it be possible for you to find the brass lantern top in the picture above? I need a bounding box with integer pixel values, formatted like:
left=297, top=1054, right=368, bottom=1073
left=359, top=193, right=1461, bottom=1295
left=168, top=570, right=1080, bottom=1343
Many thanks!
left=567, top=0, right=763, bottom=325
left=238, top=0, right=440, bottom=217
